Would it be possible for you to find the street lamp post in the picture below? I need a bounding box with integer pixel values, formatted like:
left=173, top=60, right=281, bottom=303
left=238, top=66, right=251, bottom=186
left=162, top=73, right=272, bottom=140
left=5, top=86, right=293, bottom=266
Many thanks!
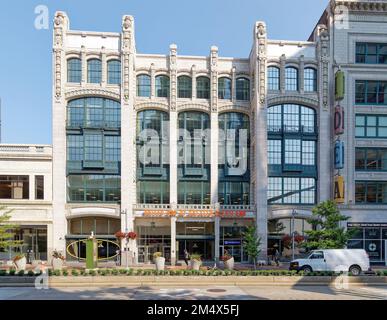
left=120, top=209, right=128, bottom=269
left=291, top=209, right=296, bottom=261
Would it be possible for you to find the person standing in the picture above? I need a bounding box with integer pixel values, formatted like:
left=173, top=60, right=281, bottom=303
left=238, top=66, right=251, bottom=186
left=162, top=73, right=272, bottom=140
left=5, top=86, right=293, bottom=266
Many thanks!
left=183, top=249, right=190, bottom=267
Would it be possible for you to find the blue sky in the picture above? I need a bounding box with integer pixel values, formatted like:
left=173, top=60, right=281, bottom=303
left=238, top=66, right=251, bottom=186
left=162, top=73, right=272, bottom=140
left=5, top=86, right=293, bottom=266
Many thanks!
left=0, top=0, right=327, bottom=144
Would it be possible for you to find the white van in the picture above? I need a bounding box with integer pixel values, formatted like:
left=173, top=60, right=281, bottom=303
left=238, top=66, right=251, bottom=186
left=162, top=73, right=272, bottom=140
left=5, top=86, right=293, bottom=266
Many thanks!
left=289, top=249, right=370, bottom=275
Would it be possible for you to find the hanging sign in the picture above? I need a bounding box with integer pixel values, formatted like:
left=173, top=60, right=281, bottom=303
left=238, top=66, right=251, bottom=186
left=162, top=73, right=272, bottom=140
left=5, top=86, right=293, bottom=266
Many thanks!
left=335, top=70, right=345, bottom=101
left=334, top=175, right=345, bottom=204
left=334, top=105, right=345, bottom=135
left=334, top=140, right=345, bottom=169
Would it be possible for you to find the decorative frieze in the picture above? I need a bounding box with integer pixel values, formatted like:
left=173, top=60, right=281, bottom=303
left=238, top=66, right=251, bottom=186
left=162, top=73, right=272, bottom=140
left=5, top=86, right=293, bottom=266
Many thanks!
left=316, top=24, right=330, bottom=111
left=53, top=12, right=67, bottom=100
left=65, top=88, right=120, bottom=101
left=256, top=22, right=267, bottom=106
left=332, top=0, right=387, bottom=13
left=121, top=15, right=134, bottom=102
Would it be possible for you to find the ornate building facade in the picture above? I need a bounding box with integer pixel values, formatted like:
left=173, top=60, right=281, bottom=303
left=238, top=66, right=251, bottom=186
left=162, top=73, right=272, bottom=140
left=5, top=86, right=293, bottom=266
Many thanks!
left=47, top=0, right=387, bottom=266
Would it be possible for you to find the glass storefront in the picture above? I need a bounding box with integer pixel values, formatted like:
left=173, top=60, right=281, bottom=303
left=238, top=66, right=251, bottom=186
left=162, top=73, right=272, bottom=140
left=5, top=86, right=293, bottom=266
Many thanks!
left=66, top=238, right=119, bottom=261
left=0, top=226, right=47, bottom=261
left=348, top=223, right=387, bottom=264
left=176, top=222, right=214, bottom=260
left=220, top=226, right=248, bottom=262
left=136, top=225, right=171, bottom=263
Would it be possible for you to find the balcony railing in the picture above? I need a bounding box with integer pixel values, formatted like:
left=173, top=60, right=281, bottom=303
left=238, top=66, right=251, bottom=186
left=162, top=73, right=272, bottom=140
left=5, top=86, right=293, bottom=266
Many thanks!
left=0, top=145, right=51, bottom=155
left=133, top=204, right=171, bottom=210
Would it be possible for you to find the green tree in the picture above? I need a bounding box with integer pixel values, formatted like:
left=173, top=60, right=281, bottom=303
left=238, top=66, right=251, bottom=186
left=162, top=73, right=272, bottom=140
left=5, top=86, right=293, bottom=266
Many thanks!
left=303, top=200, right=356, bottom=251
left=0, top=206, right=22, bottom=251
left=243, top=226, right=261, bottom=269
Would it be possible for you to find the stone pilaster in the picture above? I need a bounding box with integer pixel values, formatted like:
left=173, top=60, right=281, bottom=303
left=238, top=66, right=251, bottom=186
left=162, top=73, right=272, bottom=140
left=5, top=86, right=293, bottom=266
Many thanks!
left=254, top=21, right=268, bottom=260
left=120, top=15, right=137, bottom=265
left=210, top=46, right=219, bottom=205
left=101, top=48, right=107, bottom=86
left=191, top=65, right=196, bottom=99
left=150, top=63, right=155, bottom=98
left=170, top=215, right=177, bottom=266
left=169, top=44, right=178, bottom=205
left=316, top=24, right=331, bottom=203
left=299, top=55, right=305, bottom=93
left=52, top=11, right=69, bottom=257
left=81, top=46, right=86, bottom=85
left=280, top=54, right=286, bottom=93
left=232, top=67, right=236, bottom=103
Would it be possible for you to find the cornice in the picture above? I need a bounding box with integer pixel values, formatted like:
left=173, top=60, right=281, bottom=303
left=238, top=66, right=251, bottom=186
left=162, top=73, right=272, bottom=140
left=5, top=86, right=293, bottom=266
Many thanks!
left=332, top=0, right=387, bottom=12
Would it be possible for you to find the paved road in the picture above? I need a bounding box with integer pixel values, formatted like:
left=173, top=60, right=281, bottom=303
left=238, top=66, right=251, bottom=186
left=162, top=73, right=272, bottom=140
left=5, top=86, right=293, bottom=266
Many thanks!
left=0, top=285, right=386, bottom=300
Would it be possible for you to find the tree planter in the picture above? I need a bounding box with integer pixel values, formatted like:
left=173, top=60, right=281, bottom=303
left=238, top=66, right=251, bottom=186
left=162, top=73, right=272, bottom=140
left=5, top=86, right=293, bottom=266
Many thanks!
left=52, top=258, right=64, bottom=271
left=224, top=257, right=235, bottom=270
left=154, top=257, right=165, bottom=271
left=190, top=259, right=202, bottom=271
left=14, top=257, right=26, bottom=271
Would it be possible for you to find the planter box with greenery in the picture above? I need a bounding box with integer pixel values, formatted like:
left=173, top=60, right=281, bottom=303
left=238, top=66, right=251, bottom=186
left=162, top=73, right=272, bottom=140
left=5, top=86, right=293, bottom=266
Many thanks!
left=153, top=252, right=165, bottom=271
left=189, top=254, right=202, bottom=270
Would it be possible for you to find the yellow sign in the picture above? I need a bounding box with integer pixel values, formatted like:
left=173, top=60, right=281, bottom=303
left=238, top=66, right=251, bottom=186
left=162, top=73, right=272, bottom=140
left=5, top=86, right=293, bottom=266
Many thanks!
left=334, top=176, right=345, bottom=204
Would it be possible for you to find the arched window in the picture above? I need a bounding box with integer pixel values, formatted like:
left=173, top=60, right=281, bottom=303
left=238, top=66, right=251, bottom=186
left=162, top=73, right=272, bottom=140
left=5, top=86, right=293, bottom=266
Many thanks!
left=67, top=97, right=121, bottom=128
left=136, top=74, right=151, bottom=97
left=268, top=66, right=280, bottom=91
left=178, top=76, right=192, bottom=98
left=67, top=58, right=82, bottom=83
left=285, top=67, right=298, bottom=91
left=196, top=76, right=210, bottom=99
left=218, top=77, right=232, bottom=100
left=304, top=68, right=317, bottom=92
left=136, top=110, right=170, bottom=204
left=218, top=112, right=250, bottom=205
left=107, top=60, right=121, bottom=85
left=87, top=59, right=102, bottom=84
left=155, top=75, right=170, bottom=97
left=236, top=78, right=250, bottom=101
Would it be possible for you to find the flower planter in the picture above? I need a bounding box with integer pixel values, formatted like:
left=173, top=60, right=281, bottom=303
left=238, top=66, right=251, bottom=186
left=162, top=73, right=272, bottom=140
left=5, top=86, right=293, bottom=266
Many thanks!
left=154, top=257, right=165, bottom=271
left=14, top=257, right=26, bottom=271
left=190, top=259, right=202, bottom=271
left=224, top=257, right=235, bottom=270
left=52, top=257, right=64, bottom=271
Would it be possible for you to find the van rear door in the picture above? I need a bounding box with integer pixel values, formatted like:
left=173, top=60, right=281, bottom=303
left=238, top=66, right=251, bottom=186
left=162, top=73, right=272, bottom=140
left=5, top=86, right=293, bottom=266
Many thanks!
left=308, top=251, right=327, bottom=271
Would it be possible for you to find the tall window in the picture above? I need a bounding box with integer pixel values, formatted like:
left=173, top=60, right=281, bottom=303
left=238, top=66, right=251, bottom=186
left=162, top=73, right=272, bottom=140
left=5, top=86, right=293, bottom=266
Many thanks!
left=137, top=74, right=151, bottom=97
left=136, top=110, right=170, bottom=204
left=285, top=67, right=298, bottom=91
left=356, top=80, right=387, bottom=105
left=87, top=59, right=102, bottom=84
left=196, top=76, right=210, bottom=99
left=67, top=58, right=82, bottom=83
left=178, top=76, right=192, bottom=98
left=35, top=176, right=44, bottom=200
left=236, top=78, right=250, bottom=101
left=304, top=68, right=317, bottom=92
left=155, top=75, right=170, bottom=97
left=218, top=77, right=232, bottom=100
left=356, top=43, right=387, bottom=64
left=107, top=60, right=121, bottom=85
left=218, top=113, right=250, bottom=205
left=267, top=104, right=317, bottom=205
left=268, top=67, right=280, bottom=91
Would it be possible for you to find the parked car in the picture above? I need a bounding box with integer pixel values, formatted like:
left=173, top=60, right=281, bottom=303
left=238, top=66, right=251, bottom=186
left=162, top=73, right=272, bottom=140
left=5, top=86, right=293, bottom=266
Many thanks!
left=289, top=249, right=370, bottom=275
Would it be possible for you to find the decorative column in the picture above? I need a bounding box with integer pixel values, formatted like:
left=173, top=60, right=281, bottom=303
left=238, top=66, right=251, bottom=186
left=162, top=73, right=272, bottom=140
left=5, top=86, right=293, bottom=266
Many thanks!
left=29, top=174, right=35, bottom=201
left=52, top=11, right=69, bottom=258
left=120, top=15, right=137, bottom=265
left=169, top=44, right=178, bottom=207
left=254, top=21, right=268, bottom=260
left=316, top=25, right=331, bottom=202
left=191, top=65, right=197, bottom=99
left=299, top=55, right=305, bottom=94
left=210, top=46, right=220, bottom=263
left=280, top=54, right=286, bottom=93
left=232, top=67, right=236, bottom=103
left=101, top=47, right=107, bottom=86
left=150, top=63, right=155, bottom=98
left=81, top=46, right=86, bottom=85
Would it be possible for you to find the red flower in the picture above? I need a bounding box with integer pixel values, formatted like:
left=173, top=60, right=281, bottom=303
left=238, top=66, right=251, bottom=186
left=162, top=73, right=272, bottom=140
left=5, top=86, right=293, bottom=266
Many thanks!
left=126, top=232, right=137, bottom=240
left=115, top=231, right=126, bottom=240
